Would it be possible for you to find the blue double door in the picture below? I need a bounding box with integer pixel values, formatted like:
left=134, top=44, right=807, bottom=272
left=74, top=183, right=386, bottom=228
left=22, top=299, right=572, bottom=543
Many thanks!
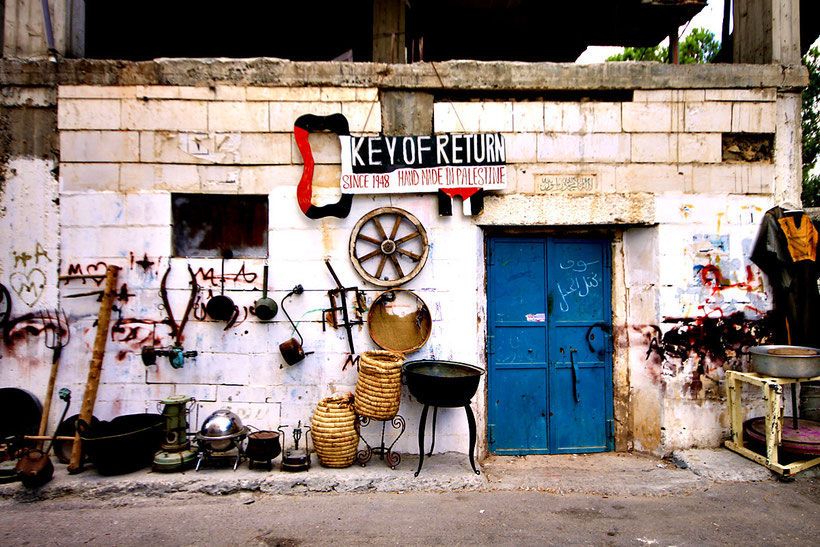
left=487, top=236, right=613, bottom=454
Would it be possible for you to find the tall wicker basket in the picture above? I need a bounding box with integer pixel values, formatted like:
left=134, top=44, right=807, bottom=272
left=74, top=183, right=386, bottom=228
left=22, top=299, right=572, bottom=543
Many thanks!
left=354, top=350, right=405, bottom=420
left=311, top=394, right=359, bottom=468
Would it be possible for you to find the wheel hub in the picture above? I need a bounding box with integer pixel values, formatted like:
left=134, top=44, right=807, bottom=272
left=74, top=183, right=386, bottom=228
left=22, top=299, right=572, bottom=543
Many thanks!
left=380, top=239, right=397, bottom=255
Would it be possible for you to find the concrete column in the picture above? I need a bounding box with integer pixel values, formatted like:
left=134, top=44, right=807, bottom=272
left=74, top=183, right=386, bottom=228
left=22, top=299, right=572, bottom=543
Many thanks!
left=774, top=91, right=804, bottom=205
left=372, top=0, right=405, bottom=63
left=734, top=0, right=801, bottom=64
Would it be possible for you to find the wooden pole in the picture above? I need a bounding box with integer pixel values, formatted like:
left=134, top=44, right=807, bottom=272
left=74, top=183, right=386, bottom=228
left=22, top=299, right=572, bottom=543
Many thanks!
left=67, top=265, right=119, bottom=473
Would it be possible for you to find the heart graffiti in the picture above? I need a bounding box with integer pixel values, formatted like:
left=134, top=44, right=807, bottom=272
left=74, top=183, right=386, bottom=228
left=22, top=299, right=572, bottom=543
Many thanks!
left=9, top=268, right=46, bottom=308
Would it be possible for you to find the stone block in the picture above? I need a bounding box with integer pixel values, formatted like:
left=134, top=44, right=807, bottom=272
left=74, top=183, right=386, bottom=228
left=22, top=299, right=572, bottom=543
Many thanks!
left=342, top=101, right=382, bottom=133
left=357, top=88, right=379, bottom=101
left=591, top=102, right=622, bottom=133
left=540, top=133, right=630, bottom=163
left=537, top=133, right=582, bottom=162
left=125, top=193, right=172, bottom=226
left=678, top=133, right=722, bottom=163
left=58, top=99, right=121, bottom=130
left=139, top=131, right=243, bottom=165
left=623, top=102, right=677, bottom=132
left=503, top=132, right=538, bottom=163
left=691, top=164, right=743, bottom=193
left=61, top=193, right=125, bottom=227
left=382, top=91, right=434, bottom=135
left=512, top=102, right=544, bottom=132
left=58, top=85, right=138, bottom=99
left=240, top=165, right=304, bottom=194
left=684, top=102, right=732, bottom=132
left=731, top=102, right=776, bottom=133
left=246, top=87, right=322, bottom=101
left=237, top=133, right=292, bottom=164
left=217, top=385, right=272, bottom=404
left=60, top=130, right=139, bottom=163
left=631, top=133, right=677, bottom=163
left=59, top=163, right=120, bottom=192
left=632, top=90, right=674, bottom=102
left=208, top=101, right=269, bottom=132
left=173, top=384, right=218, bottom=402
left=543, top=103, right=564, bottom=131
left=1, top=86, right=56, bottom=107
left=96, top=383, right=169, bottom=403
left=122, top=99, right=208, bottom=131
left=269, top=101, right=341, bottom=132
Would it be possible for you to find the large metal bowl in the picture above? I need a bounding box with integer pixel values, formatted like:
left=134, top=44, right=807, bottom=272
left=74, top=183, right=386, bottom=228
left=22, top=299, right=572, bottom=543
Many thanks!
left=750, top=345, right=820, bottom=379
left=403, top=360, right=484, bottom=407
left=196, top=409, right=248, bottom=451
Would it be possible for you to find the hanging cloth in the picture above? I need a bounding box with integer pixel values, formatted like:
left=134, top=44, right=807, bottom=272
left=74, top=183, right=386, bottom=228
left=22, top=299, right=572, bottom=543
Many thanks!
left=777, top=215, right=818, bottom=262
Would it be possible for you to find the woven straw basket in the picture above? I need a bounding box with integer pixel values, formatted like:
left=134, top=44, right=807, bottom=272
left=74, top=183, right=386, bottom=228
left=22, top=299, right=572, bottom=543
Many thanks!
left=354, top=350, right=405, bottom=420
left=311, top=394, right=359, bottom=468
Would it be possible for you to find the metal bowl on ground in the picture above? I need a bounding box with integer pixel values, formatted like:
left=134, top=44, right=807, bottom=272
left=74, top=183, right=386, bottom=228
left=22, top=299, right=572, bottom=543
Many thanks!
left=402, top=360, right=485, bottom=407
left=196, top=409, right=248, bottom=451
left=750, top=345, right=820, bottom=379
left=77, top=413, right=164, bottom=475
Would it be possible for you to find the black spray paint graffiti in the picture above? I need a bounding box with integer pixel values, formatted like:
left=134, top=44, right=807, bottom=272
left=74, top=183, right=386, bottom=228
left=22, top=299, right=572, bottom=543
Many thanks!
left=637, top=311, right=776, bottom=397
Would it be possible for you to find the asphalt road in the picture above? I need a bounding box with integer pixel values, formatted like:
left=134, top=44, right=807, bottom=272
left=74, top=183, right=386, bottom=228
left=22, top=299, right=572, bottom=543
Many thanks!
left=2, top=480, right=819, bottom=546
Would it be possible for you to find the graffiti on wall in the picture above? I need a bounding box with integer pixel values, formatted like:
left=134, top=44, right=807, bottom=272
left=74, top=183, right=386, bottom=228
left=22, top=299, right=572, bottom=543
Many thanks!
left=675, top=234, right=768, bottom=319
left=9, top=242, right=51, bottom=307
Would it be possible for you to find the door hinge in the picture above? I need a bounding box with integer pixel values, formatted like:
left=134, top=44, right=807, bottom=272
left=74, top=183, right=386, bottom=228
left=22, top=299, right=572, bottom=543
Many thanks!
left=607, top=419, right=615, bottom=439
left=487, top=335, right=494, bottom=355
left=488, top=424, right=495, bottom=445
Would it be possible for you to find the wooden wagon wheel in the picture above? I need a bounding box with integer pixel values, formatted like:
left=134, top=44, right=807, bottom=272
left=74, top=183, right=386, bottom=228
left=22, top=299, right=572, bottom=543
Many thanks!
left=348, top=207, right=430, bottom=287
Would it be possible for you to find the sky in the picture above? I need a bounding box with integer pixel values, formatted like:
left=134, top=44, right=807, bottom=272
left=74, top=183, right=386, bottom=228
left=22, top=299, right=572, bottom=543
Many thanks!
left=575, top=0, right=727, bottom=63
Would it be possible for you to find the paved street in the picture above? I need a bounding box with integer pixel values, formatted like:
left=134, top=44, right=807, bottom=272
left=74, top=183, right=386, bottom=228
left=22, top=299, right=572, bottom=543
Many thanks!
left=2, top=480, right=819, bottom=546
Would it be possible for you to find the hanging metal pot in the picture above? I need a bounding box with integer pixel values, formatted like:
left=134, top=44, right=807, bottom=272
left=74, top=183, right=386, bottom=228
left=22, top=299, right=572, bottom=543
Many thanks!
left=206, top=252, right=237, bottom=322
left=279, top=285, right=313, bottom=365
left=254, top=264, right=278, bottom=321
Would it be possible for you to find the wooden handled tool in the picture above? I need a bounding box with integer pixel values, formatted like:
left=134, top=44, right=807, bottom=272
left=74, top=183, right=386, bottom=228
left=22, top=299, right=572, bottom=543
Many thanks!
left=67, top=265, right=119, bottom=474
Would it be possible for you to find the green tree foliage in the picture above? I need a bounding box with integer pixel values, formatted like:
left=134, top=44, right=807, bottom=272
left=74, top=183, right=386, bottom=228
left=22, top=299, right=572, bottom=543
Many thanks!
left=605, top=28, right=720, bottom=64
left=802, top=47, right=820, bottom=207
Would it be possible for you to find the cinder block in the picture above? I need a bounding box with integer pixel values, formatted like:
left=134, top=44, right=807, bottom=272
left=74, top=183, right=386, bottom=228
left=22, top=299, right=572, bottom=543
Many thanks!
left=136, top=85, right=211, bottom=100
left=174, top=384, right=218, bottom=402
left=731, top=102, right=776, bottom=133
left=342, top=101, right=382, bottom=133
left=60, top=130, right=139, bottom=163
left=623, top=102, right=676, bottom=132
left=614, top=164, right=690, bottom=193
left=480, top=102, right=514, bottom=132
left=320, top=87, right=358, bottom=102
left=213, top=85, right=246, bottom=101
left=631, top=133, right=677, bottom=163
left=238, top=133, right=292, bottom=164
left=269, top=101, right=341, bottom=132
left=504, top=132, right=538, bottom=163
left=61, top=193, right=125, bottom=227
left=60, top=163, right=120, bottom=192
left=125, top=192, right=172, bottom=227
left=121, top=163, right=201, bottom=192
left=513, top=102, right=544, bottom=132
left=58, top=85, right=138, bottom=99
left=246, top=87, right=322, bottom=101
left=122, top=99, right=208, bottom=131
left=240, top=165, right=304, bottom=194
left=290, top=132, right=342, bottom=165
left=678, top=133, right=722, bottom=163
left=58, top=98, right=121, bottom=130
left=684, top=102, right=732, bottom=132
left=704, top=88, right=777, bottom=102
left=208, top=101, right=269, bottom=132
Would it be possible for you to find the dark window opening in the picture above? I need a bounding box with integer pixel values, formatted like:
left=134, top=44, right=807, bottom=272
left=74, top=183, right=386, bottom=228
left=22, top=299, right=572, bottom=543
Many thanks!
left=172, top=194, right=268, bottom=258
left=722, top=133, right=774, bottom=163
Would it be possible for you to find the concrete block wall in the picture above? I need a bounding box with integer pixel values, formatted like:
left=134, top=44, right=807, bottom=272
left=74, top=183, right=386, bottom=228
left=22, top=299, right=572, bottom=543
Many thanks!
left=0, top=77, right=789, bottom=458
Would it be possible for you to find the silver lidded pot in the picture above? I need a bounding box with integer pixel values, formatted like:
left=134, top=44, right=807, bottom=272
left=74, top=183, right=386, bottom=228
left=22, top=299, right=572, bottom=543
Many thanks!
left=196, top=409, right=248, bottom=452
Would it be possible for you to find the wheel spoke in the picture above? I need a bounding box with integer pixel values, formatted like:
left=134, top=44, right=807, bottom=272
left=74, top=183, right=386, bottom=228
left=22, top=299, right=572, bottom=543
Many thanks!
left=396, top=248, right=421, bottom=261
left=359, top=249, right=383, bottom=261
left=372, top=217, right=388, bottom=239
left=389, top=215, right=402, bottom=240
left=394, top=231, right=421, bottom=245
left=375, top=254, right=389, bottom=278
left=389, top=254, right=404, bottom=278
left=357, top=234, right=382, bottom=245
